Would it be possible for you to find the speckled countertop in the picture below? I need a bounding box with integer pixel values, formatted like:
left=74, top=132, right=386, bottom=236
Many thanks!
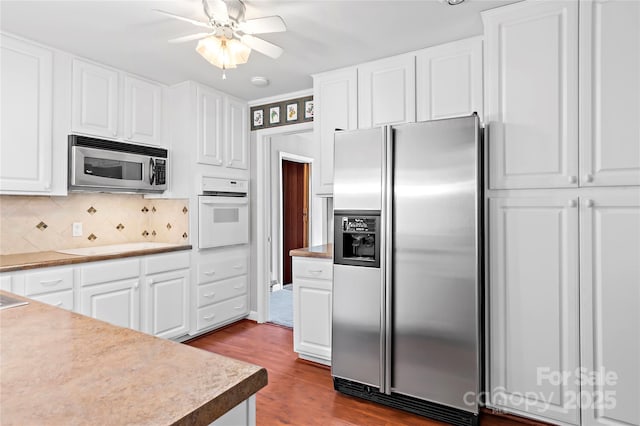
left=0, top=291, right=267, bottom=425
left=289, top=243, right=333, bottom=259
left=0, top=244, right=192, bottom=273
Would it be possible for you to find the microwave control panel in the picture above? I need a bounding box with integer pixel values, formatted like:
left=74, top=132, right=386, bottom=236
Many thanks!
left=155, top=159, right=166, bottom=185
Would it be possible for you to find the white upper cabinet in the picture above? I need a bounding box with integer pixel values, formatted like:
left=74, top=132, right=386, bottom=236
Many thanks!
left=72, top=59, right=119, bottom=139
left=225, top=96, right=248, bottom=170
left=358, top=54, right=416, bottom=128
left=196, top=84, right=224, bottom=166
left=579, top=191, right=640, bottom=426
left=72, top=58, right=164, bottom=146
left=483, top=1, right=579, bottom=189
left=579, top=0, right=640, bottom=187
left=416, top=37, right=483, bottom=121
left=123, top=75, right=162, bottom=146
left=488, top=196, right=580, bottom=425
left=0, top=33, right=53, bottom=193
left=313, top=67, right=358, bottom=195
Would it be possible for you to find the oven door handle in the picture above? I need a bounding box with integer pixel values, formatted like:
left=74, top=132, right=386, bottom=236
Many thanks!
left=200, top=198, right=248, bottom=205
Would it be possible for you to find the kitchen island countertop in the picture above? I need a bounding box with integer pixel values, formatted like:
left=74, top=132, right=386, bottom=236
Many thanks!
left=0, top=291, right=267, bottom=425
left=289, top=243, right=333, bottom=259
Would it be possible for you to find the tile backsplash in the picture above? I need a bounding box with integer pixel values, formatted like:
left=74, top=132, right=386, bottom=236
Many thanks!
left=0, top=194, right=189, bottom=255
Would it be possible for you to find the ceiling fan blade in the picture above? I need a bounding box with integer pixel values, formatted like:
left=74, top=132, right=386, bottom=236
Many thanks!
left=240, top=35, right=283, bottom=59
left=203, top=0, right=229, bottom=22
left=238, top=16, right=286, bottom=34
left=153, top=9, right=211, bottom=29
left=168, top=32, right=213, bottom=43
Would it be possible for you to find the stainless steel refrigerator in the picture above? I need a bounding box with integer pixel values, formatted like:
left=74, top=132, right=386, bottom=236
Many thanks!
left=332, top=114, right=482, bottom=426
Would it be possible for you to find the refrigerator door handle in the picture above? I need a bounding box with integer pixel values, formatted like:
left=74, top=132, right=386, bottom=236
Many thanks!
left=382, top=125, right=394, bottom=395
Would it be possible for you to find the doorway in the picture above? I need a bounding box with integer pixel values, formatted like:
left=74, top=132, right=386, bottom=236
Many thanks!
left=281, top=159, right=310, bottom=285
left=268, top=149, right=313, bottom=328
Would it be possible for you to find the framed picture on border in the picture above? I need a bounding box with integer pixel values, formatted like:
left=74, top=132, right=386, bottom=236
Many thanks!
left=253, top=109, right=264, bottom=127
left=269, top=106, right=280, bottom=124
left=286, top=103, right=298, bottom=122
left=304, top=100, right=314, bottom=119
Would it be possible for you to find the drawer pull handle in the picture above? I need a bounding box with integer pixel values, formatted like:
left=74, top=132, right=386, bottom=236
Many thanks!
left=234, top=305, right=244, bottom=310
left=204, top=271, right=216, bottom=276
left=40, top=279, right=62, bottom=287
left=203, top=314, right=215, bottom=320
left=204, top=292, right=216, bottom=298
left=233, top=285, right=243, bottom=290
left=308, top=269, right=323, bottom=274
left=232, top=264, right=243, bottom=270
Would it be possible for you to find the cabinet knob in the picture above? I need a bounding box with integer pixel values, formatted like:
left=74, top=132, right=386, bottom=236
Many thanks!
left=585, top=199, right=594, bottom=208
left=568, top=175, right=577, bottom=184
left=44, top=182, right=51, bottom=190
left=112, top=130, right=118, bottom=137
left=584, top=174, right=594, bottom=183
left=133, top=281, right=139, bottom=289
left=568, top=199, right=577, bottom=208
left=149, top=279, right=154, bottom=285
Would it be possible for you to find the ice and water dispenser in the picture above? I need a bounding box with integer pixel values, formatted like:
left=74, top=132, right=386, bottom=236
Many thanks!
left=333, top=212, right=380, bottom=268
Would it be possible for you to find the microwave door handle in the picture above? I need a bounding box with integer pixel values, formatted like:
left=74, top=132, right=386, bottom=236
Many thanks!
left=149, top=158, right=155, bottom=185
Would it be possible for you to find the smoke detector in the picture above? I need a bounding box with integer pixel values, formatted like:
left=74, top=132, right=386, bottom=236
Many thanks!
left=251, top=76, right=269, bottom=87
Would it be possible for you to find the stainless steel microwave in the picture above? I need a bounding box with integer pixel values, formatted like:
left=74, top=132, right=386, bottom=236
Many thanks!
left=68, top=135, right=167, bottom=193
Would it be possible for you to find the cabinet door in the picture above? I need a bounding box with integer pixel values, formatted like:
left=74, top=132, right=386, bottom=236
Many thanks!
left=580, top=192, right=640, bottom=426
left=488, top=196, right=580, bottom=424
left=196, top=85, right=224, bottom=166
left=80, top=279, right=140, bottom=330
left=313, top=67, right=358, bottom=195
left=123, top=75, right=162, bottom=146
left=416, top=37, right=483, bottom=121
left=72, top=59, right=119, bottom=138
left=358, top=54, right=415, bottom=129
left=146, top=270, right=189, bottom=339
left=483, top=1, right=579, bottom=189
left=0, top=34, right=53, bottom=193
left=579, top=0, right=640, bottom=187
left=293, top=277, right=332, bottom=361
left=226, top=97, right=248, bottom=169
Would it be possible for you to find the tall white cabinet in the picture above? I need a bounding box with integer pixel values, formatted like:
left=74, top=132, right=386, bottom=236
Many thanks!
left=485, top=1, right=640, bottom=425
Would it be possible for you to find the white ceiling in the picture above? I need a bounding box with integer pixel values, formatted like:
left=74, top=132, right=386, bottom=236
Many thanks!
left=0, top=0, right=519, bottom=101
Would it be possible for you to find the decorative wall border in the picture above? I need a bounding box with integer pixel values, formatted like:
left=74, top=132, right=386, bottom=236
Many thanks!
left=250, top=95, right=313, bottom=131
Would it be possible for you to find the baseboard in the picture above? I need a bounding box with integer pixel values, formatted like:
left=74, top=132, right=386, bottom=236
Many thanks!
left=247, top=310, right=259, bottom=321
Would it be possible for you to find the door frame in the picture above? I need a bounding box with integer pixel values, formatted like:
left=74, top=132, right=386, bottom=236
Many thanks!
left=277, top=152, right=313, bottom=290
left=255, top=121, right=314, bottom=323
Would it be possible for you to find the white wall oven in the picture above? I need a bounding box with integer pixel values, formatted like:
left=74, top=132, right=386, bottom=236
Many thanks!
left=198, top=177, right=249, bottom=249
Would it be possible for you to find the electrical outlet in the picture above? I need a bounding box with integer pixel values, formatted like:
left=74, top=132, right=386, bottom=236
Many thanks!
left=72, top=222, right=83, bottom=237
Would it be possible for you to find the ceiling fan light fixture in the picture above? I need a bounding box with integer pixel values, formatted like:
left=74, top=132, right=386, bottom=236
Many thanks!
left=196, top=36, right=251, bottom=72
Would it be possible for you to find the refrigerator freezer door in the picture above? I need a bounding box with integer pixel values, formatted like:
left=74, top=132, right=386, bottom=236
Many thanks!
left=333, top=128, right=385, bottom=211
left=332, top=264, right=383, bottom=389
left=391, top=116, right=481, bottom=413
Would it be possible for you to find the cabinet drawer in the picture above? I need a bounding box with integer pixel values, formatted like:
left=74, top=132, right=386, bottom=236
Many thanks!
left=30, top=290, right=74, bottom=311
left=197, top=276, right=247, bottom=308
left=293, top=259, right=333, bottom=280
left=25, top=268, right=73, bottom=295
left=145, top=251, right=190, bottom=275
left=197, top=255, right=247, bottom=284
left=196, top=295, right=247, bottom=331
left=81, top=259, right=140, bottom=286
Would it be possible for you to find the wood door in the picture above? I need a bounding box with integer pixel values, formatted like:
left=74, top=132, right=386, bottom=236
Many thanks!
left=282, top=160, right=309, bottom=285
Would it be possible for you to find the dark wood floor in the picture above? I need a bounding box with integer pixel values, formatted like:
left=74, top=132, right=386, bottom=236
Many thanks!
left=186, top=320, right=548, bottom=426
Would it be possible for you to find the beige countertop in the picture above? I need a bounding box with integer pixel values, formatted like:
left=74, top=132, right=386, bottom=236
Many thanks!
left=289, top=243, right=333, bottom=259
left=0, top=244, right=192, bottom=273
left=0, top=291, right=267, bottom=425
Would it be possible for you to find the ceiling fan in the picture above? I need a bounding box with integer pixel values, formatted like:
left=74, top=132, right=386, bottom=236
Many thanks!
left=155, top=0, right=286, bottom=77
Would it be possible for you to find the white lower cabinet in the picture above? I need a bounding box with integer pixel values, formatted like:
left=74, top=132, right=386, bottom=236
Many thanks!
left=6, top=265, right=75, bottom=311
left=489, top=195, right=580, bottom=425
left=488, top=190, right=640, bottom=425
left=191, top=249, right=249, bottom=335
left=292, top=257, right=332, bottom=365
left=212, top=395, right=256, bottom=426
left=579, top=193, right=640, bottom=426
left=80, top=278, right=141, bottom=330
left=145, top=269, right=189, bottom=339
